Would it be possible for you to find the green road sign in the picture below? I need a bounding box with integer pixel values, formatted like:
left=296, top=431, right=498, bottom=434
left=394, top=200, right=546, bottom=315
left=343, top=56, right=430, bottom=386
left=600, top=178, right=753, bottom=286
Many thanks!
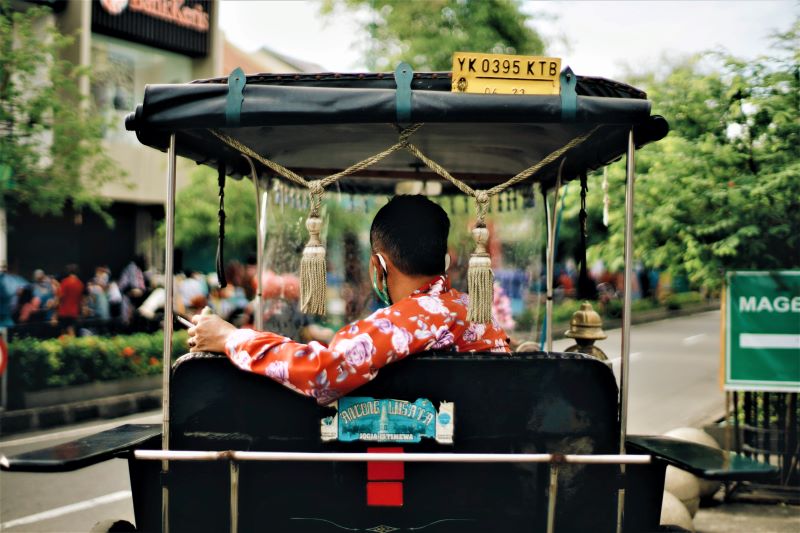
left=725, top=271, right=800, bottom=392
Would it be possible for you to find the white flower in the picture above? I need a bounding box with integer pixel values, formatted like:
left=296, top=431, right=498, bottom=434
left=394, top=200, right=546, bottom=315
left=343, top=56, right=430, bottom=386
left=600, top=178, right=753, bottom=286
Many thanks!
left=429, top=277, right=445, bottom=295
left=370, top=317, right=394, bottom=334
left=462, top=322, right=487, bottom=343
left=391, top=326, right=414, bottom=355
left=429, top=326, right=455, bottom=350
left=231, top=350, right=252, bottom=371
left=335, top=333, right=376, bottom=367
left=265, top=360, right=289, bottom=382
left=225, top=328, right=258, bottom=354
left=417, top=295, right=449, bottom=315
left=454, top=293, right=470, bottom=307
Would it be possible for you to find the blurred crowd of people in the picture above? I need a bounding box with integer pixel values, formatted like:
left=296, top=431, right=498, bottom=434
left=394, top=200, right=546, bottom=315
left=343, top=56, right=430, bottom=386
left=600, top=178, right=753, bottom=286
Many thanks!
left=0, top=252, right=676, bottom=342
left=0, top=257, right=240, bottom=338
left=0, top=256, right=335, bottom=342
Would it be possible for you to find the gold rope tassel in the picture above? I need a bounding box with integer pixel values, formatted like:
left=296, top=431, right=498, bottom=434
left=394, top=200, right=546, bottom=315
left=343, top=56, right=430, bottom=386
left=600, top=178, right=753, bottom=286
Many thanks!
left=300, top=216, right=326, bottom=315
left=467, top=225, right=493, bottom=323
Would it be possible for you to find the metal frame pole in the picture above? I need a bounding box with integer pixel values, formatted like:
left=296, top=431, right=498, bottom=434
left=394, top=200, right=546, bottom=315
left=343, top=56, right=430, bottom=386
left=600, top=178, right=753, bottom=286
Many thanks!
left=546, top=463, right=560, bottom=533
left=545, top=160, right=565, bottom=352
left=616, top=128, right=636, bottom=533
left=243, top=156, right=265, bottom=331
left=229, top=460, right=240, bottom=533
left=161, top=133, right=177, bottom=533
left=135, top=450, right=651, bottom=465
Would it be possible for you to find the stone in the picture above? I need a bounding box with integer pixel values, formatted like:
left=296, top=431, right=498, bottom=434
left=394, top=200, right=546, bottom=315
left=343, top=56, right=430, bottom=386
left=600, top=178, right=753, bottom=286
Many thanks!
left=660, top=490, right=695, bottom=532
left=665, top=465, right=701, bottom=517
left=665, top=427, right=723, bottom=499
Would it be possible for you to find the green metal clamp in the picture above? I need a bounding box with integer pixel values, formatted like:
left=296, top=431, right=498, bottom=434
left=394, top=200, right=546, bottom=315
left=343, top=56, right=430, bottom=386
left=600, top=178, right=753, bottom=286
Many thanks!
left=560, top=66, right=578, bottom=121
left=394, top=62, right=414, bottom=124
left=225, top=67, right=246, bottom=127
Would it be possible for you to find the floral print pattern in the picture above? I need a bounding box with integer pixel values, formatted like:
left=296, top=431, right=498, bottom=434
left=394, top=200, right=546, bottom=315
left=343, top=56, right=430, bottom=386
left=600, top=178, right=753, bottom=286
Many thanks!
left=225, top=276, right=510, bottom=404
left=265, top=360, right=289, bottom=382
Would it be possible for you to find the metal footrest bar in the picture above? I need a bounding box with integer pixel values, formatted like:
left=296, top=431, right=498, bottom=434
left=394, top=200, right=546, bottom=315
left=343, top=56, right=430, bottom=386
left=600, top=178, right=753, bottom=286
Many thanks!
left=134, top=450, right=651, bottom=464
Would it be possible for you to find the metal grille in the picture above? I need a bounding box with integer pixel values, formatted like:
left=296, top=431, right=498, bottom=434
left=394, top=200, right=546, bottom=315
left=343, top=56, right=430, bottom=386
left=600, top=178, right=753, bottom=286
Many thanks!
left=733, top=391, right=799, bottom=487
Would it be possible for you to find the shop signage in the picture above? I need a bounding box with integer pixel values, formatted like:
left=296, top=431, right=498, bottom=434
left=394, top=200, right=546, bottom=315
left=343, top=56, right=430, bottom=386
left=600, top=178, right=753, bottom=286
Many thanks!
left=724, top=270, right=800, bottom=392
left=93, top=0, right=211, bottom=57
left=321, top=397, right=455, bottom=444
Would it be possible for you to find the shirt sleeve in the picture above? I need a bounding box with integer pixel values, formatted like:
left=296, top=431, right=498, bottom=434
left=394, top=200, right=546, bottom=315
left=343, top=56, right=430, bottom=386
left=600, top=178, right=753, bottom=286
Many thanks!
left=223, top=299, right=451, bottom=405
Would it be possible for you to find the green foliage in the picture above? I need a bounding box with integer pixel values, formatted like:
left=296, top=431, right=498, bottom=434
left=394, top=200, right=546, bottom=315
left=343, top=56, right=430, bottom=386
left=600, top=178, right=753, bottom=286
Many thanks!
left=0, top=1, right=121, bottom=220
left=514, top=297, right=663, bottom=332
left=168, top=166, right=258, bottom=268
left=8, top=331, right=188, bottom=394
left=663, top=291, right=704, bottom=311
left=588, top=20, right=800, bottom=291
left=321, top=0, right=545, bottom=71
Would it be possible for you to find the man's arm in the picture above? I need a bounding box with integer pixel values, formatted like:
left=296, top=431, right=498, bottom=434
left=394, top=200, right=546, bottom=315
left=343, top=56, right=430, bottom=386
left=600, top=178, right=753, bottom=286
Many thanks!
left=191, top=301, right=453, bottom=404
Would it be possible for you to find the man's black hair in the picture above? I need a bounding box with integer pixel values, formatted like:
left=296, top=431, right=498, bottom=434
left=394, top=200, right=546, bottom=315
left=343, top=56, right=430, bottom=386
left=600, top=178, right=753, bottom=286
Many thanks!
left=370, top=195, right=449, bottom=276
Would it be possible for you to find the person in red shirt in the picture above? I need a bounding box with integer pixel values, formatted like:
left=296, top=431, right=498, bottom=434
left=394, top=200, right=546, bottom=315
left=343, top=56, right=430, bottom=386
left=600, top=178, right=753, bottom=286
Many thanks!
left=189, top=195, right=510, bottom=405
left=57, top=264, right=85, bottom=335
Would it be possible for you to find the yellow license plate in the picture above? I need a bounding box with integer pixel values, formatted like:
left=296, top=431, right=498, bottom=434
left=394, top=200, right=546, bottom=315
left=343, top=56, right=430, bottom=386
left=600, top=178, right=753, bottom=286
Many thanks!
left=451, top=52, right=561, bottom=95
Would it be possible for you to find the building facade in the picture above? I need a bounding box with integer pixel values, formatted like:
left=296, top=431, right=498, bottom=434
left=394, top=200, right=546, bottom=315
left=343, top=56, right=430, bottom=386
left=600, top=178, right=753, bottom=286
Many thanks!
left=7, top=0, right=221, bottom=280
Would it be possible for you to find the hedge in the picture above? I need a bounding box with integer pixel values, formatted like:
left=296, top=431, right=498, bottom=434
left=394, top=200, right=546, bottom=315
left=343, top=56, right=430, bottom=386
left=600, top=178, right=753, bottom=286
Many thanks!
left=7, top=331, right=189, bottom=407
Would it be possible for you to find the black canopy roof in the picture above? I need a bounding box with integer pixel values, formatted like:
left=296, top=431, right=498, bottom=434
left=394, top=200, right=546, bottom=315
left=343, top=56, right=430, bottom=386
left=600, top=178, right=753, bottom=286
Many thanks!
left=125, top=71, right=668, bottom=193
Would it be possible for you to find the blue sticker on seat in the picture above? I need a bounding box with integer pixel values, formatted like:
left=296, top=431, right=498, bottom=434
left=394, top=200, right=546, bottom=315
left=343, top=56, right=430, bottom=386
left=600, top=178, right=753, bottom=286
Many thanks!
left=321, top=397, right=454, bottom=444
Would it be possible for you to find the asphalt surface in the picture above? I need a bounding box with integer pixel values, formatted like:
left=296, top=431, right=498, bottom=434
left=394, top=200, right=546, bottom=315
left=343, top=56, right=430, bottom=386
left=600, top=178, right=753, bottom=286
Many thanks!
left=0, top=311, right=728, bottom=532
left=552, top=310, right=726, bottom=435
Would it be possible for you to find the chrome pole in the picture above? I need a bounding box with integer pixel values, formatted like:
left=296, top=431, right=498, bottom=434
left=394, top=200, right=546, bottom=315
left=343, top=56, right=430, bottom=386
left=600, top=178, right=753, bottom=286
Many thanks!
left=616, top=128, right=636, bottom=533
left=135, top=450, right=651, bottom=465
left=161, top=133, right=177, bottom=533
left=546, top=463, right=560, bottom=533
left=229, top=460, right=240, bottom=533
left=545, top=160, right=565, bottom=352
left=243, top=156, right=265, bottom=331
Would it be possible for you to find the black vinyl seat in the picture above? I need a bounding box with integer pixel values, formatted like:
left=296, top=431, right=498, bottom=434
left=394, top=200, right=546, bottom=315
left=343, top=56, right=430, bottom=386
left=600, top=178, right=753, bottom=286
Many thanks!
left=153, top=351, right=621, bottom=533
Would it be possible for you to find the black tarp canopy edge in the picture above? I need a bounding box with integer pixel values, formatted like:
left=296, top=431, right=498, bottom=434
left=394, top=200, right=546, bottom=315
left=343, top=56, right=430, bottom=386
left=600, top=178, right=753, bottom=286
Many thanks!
left=125, top=74, right=668, bottom=191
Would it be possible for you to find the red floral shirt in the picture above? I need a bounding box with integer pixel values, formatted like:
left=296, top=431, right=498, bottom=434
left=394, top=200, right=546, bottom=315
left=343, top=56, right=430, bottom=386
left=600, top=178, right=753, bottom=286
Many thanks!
left=224, top=276, right=510, bottom=404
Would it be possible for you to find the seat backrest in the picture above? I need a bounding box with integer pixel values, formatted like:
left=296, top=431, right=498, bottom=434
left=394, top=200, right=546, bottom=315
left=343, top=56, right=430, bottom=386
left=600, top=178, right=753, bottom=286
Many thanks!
left=165, top=351, right=620, bottom=533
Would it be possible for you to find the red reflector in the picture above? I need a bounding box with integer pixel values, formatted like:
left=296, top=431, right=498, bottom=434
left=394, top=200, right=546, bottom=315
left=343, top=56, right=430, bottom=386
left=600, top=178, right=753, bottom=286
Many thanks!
left=367, top=447, right=404, bottom=480
left=367, top=481, right=403, bottom=507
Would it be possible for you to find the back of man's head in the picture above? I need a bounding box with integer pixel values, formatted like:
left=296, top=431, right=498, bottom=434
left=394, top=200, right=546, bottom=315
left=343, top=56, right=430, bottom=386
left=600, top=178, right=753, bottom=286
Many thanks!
left=370, top=195, right=449, bottom=276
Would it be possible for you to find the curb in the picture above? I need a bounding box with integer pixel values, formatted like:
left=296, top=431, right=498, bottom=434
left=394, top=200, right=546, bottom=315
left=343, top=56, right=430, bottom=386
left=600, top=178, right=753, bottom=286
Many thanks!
left=0, top=389, right=161, bottom=437
left=547, top=301, right=720, bottom=341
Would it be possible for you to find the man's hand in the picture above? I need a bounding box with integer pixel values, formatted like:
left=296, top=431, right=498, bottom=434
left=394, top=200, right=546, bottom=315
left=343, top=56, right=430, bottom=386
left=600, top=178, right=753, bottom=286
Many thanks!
left=188, top=314, right=237, bottom=353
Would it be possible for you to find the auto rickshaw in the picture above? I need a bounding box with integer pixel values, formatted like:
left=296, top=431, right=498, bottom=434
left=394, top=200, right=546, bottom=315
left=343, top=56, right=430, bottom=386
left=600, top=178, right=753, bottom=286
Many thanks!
left=1, top=54, right=778, bottom=533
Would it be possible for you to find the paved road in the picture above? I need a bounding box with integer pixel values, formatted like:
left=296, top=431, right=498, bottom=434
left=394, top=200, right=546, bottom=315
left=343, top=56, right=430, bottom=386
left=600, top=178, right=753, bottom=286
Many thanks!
left=553, top=310, right=725, bottom=435
left=0, top=311, right=725, bottom=532
left=0, top=411, right=160, bottom=532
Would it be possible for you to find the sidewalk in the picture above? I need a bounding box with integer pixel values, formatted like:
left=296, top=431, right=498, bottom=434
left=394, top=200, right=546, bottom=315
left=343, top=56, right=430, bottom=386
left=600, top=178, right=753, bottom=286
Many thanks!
left=0, top=389, right=161, bottom=436
left=695, top=499, right=799, bottom=533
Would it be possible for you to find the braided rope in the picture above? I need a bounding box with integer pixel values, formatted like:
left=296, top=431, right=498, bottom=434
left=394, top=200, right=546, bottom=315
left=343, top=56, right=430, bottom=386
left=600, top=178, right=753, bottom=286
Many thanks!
left=403, top=124, right=601, bottom=224
left=485, top=125, right=601, bottom=196
left=211, top=124, right=424, bottom=216
left=211, top=124, right=600, bottom=222
left=316, top=123, right=424, bottom=188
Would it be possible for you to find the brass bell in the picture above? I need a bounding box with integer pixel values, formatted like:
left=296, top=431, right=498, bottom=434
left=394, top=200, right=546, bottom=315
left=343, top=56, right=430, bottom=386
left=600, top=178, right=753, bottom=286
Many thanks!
left=564, top=301, right=608, bottom=361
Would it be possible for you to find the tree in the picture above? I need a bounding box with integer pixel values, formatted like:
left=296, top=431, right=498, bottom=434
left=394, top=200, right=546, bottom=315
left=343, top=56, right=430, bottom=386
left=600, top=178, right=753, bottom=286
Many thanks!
left=170, top=167, right=258, bottom=271
left=321, top=0, right=546, bottom=71
left=587, top=19, right=800, bottom=291
left=0, top=1, right=118, bottom=220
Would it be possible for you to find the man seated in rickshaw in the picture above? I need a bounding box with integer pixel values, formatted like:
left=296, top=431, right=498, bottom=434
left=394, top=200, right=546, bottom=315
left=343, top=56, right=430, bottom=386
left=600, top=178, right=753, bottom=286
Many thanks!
left=188, top=195, right=510, bottom=404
